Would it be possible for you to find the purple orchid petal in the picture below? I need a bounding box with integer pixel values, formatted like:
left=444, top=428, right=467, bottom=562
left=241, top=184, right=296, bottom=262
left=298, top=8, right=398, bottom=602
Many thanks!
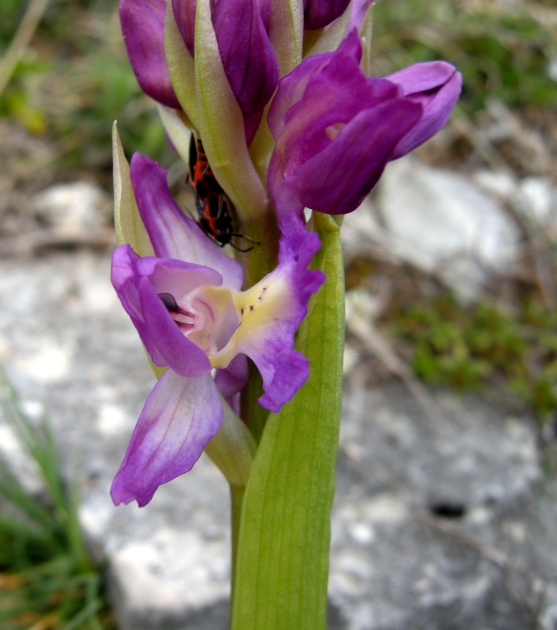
left=268, top=28, right=460, bottom=216
left=267, top=29, right=363, bottom=140
left=212, top=0, right=279, bottom=116
left=119, top=0, right=181, bottom=109
left=389, top=63, right=463, bottom=160
left=286, top=99, right=422, bottom=215
left=111, top=370, right=223, bottom=507
left=130, top=153, right=243, bottom=290
left=214, top=353, right=249, bottom=414
left=171, top=0, right=197, bottom=57
left=226, top=214, right=325, bottom=412
left=304, top=0, right=351, bottom=30
left=267, top=52, right=333, bottom=140
left=278, top=66, right=398, bottom=173
left=388, top=60, right=458, bottom=95
left=112, top=245, right=218, bottom=377
left=268, top=47, right=407, bottom=217
left=347, top=0, right=375, bottom=33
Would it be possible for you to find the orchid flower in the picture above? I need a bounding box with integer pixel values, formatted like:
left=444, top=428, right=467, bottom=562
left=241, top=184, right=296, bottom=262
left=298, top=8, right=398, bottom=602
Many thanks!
left=267, top=30, right=463, bottom=218
left=173, top=0, right=278, bottom=120
left=110, top=153, right=324, bottom=507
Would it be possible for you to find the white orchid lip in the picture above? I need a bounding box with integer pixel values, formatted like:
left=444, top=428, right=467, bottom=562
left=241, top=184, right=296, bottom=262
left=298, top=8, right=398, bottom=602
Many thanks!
left=158, top=272, right=295, bottom=371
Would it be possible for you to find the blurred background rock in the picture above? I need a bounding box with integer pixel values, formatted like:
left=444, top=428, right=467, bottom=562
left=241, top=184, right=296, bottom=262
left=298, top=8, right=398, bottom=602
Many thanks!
left=1, top=0, right=557, bottom=629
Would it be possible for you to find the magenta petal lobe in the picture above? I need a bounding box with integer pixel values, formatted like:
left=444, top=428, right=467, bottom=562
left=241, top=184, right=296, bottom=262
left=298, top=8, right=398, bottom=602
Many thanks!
left=111, top=245, right=217, bottom=377
left=226, top=214, right=325, bottom=412
left=267, top=30, right=460, bottom=216
left=304, top=0, right=352, bottom=30
left=390, top=66, right=462, bottom=160
left=119, top=0, right=181, bottom=108
left=212, top=0, right=279, bottom=116
left=286, top=100, right=422, bottom=215
left=129, top=153, right=243, bottom=290
left=110, top=370, right=223, bottom=507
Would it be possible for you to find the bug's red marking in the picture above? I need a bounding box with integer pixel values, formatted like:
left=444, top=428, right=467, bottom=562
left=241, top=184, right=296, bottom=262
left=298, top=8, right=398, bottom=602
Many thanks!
left=187, top=136, right=256, bottom=253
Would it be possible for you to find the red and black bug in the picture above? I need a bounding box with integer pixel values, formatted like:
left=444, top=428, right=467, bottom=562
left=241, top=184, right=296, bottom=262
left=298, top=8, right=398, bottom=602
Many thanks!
left=187, top=135, right=257, bottom=253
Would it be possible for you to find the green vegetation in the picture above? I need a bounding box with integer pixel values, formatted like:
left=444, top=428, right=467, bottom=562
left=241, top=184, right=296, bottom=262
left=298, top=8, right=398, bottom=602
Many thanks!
left=373, top=0, right=557, bottom=114
left=387, top=293, right=557, bottom=420
left=0, top=370, right=115, bottom=630
left=1, top=0, right=556, bottom=167
left=0, top=0, right=168, bottom=168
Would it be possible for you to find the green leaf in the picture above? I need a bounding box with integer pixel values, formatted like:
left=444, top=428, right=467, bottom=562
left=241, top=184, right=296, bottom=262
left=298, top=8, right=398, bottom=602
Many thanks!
left=231, top=212, right=345, bottom=630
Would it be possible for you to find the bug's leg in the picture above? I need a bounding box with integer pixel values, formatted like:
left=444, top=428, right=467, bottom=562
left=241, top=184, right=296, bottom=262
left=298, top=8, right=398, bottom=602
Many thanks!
left=228, top=242, right=254, bottom=253
left=229, top=233, right=260, bottom=245
left=216, top=195, right=226, bottom=220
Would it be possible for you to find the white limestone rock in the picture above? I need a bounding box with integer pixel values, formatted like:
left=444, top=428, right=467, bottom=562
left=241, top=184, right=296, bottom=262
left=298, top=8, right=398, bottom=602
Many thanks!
left=1, top=251, right=556, bottom=630
left=31, top=181, right=111, bottom=239
left=342, top=158, right=522, bottom=301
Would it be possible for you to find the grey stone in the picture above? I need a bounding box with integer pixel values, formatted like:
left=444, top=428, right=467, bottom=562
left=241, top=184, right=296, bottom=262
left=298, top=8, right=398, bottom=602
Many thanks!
left=342, top=158, right=522, bottom=301
left=330, top=381, right=554, bottom=630
left=474, top=171, right=557, bottom=239
left=1, top=250, right=556, bottom=630
left=30, top=182, right=111, bottom=239
left=0, top=252, right=231, bottom=628
left=516, top=177, right=557, bottom=238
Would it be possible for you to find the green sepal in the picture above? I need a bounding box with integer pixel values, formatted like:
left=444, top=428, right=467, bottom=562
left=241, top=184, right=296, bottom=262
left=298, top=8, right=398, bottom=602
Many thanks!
left=205, top=395, right=257, bottom=489
left=194, top=0, right=268, bottom=221
left=360, top=3, right=374, bottom=76
left=112, top=122, right=154, bottom=256
left=231, top=212, right=345, bottom=630
left=164, top=4, right=199, bottom=130
left=155, top=104, right=193, bottom=166
left=269, top=0, right=304, bottom=77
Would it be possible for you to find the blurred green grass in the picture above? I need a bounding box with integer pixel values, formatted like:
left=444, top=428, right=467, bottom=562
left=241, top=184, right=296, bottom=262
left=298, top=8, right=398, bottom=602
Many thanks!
left=387, top=292, right=557, bottom=420
left=0, top=369, right=116, bottom=629
left=1, top=0, right=556, bottom=168
left=0, top=0, right=168, bottom=168
left=372, top=0, right=557, bottom=114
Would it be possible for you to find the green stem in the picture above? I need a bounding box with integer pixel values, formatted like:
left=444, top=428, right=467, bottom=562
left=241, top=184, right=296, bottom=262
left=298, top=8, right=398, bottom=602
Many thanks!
left=240, top=361, right=267, bottom=444
left=230, top=484, right=245, bottom=622
left=240, top=210, right=279, bottom=288
left=230, top=213, right=345, bottom=630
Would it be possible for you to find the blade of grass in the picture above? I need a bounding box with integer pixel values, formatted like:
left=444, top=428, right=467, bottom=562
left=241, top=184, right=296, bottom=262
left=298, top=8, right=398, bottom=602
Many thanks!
left=0, top=0, right=50, bottom=99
